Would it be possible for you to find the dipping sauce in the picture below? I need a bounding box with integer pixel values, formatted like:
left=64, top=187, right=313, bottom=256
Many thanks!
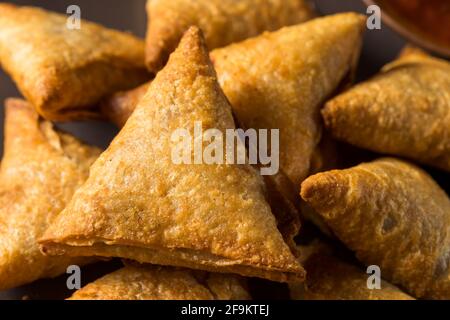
left=382, top=0, right=450, bottom=48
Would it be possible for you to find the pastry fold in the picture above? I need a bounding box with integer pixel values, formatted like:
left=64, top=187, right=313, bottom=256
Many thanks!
left=210, top=13, right=365, bottom=188
left=0, top=99, right=101, bottom=291
left=145, top=0, right=315, bottom=72
left=290, top=242, right=414, bottom=300
left=69, top=265, right=250, bottom=300
left=301, top=158, right=450, bottom=299
left=322, top=50, right=450, bottom=172
left=40, top=27, right=305, bottom=283
left=0, top=4, right=149, bottom=121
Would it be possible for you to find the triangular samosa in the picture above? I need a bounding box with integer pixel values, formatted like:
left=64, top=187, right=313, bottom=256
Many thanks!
left=40, top=27, right=305, bottom=283
left=69, top=265, right=250, bottom=300
left=0, top=98, right=101, bottom=291
left=322, top=49, right=450, bottom=172
left=301, top=158, right=450, bottom=299
left=0, top=4, right=149, bottom=121
left=290, top=241, right=414, bottom=300
left=210, top=13, right=365, bottom=188
left=145, top=0, right=315, bottom=72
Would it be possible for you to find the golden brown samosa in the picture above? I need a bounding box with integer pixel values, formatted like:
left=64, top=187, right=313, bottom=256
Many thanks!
left=0, top=4, right=149, bottom=121
left=322, top=51, right=450, bottom=172
left=40, top=27, right=305, bottom=283
left=290, top=242, right=414, bottom=300
left=301, top=158, right=450, bottom=299
left=69, top=265, right=250, bottom=300
left=145, top=0, right=315, bottom=72
left=0, top=99, right=101, bottom=291
left=211, top=13, right=365, bottom=188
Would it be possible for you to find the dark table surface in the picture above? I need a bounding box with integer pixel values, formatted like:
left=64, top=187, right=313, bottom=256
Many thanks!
left=0, top=0, right=446, bottom=300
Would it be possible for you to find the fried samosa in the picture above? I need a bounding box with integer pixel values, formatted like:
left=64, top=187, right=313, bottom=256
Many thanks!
left=0, top=4, right=149, bottom=121
left=290, top=242, right=414, bottom=300
left=69, top=265, right=250, bottom=300
left=322, top=50, right=450, bottom=172
left=40, top=27, right=305, bottom=283
left=145, top=0, right=315, bottom=72
left=0, top=99, right=101, bottom=291
left=301, top=158, right=450, bottom=299
left=211, top=13, right=365, bottom=188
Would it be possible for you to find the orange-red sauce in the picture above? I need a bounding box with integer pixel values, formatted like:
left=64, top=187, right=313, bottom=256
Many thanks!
left=385, top=0, right=450, bottom=46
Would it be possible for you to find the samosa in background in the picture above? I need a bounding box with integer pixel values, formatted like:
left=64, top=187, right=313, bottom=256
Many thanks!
left=0, top=4, right=149, bottom=121
left=145, top=0, right=315, bottom=72
left=0, top=99, right=100, bottom=291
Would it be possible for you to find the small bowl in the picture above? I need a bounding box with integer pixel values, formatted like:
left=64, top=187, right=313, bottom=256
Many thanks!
left=363, top=0, right=450, bottom=58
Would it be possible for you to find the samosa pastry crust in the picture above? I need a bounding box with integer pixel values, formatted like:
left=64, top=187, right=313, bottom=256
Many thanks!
left=145, top=0, right=315, bottom=72
left=323, top=51, right=450, bottom=172
left=0, top=4, right=149, bottom=121
left=0, top=99, right=101, bottom=291
left=290, top=242, right=413, bottom=300
left=301, top=158, right=450, bottom=299
left=69, top=265, right=250, bottom=300
left=211, top=13, right=365, bottom=188
left=40, top=27, right=304, bottom=283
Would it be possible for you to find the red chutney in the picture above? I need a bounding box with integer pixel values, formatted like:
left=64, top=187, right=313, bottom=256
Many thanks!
left=384, top=0, right=450, bottom=46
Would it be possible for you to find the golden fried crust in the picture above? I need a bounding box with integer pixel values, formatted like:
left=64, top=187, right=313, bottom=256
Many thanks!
left=100, top=81, right=152, bottom=128
left=322, top=52, right=450, bottom=172
left=145, top=0, right=315, bottom=72
left=0, top=98, right=101, bottom=290
left=40, top=27, right=305, bottom=283
left=301, top=158, right=450, bottom=299
left=290, top=242, right=413, bottom=300
left=0, top=4, right=150, bottom=121
left=69, top=265, right=250, bottom=300
left=210, top=13, right=366, bottom=187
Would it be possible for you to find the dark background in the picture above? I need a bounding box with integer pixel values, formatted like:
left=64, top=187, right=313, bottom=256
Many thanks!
left=0, top=0, right=436, bottom=300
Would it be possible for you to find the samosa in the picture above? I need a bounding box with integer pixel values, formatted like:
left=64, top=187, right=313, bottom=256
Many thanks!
left=40, top=27, right=305, bottom=283
left=0, top=99, right=101, bottom=291
left=290, top=241, right=414, bottom=300
left=0, top=4, right=149, bottom=121
left=145, top=0, right=315, bottom=72
left=301, top=158, right=450, bottom=299
left=69, top=265, right=250, bottom=300
left=322, top=49, right=450, bottom=172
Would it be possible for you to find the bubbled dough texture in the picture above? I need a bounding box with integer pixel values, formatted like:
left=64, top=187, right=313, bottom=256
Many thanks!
left=69, top=265, right=250, bottom=300
left=145, top=0, right=315, bottom=72
left=211, top=13, right=366, bottom=187
left=322, top=53, right=450, bottom=172
left=0, top=4, right=149, bottom=120
left=41, top=28, right=304, bottom=283
left=301, top=158, right=450, bottom=299
left=0, top=99, right=101, bottom=290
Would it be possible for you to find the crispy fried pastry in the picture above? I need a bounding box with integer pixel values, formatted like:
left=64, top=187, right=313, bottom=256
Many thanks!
left=145, top=0, right=315, bottom=72
left=0, top=4, right=149, bottom=121
left=69, top=265, right=250, bottom=300
left=322, top=50, right=450, bottom=172
left=40, top=27, right=305, bottom=283
left=290, top=242, right=414, bottom=300
left=301, top=158, right=450, bottom=299
left=0, top=99, right=101, bottom=291
left=211, top=13, right=365, bottom=187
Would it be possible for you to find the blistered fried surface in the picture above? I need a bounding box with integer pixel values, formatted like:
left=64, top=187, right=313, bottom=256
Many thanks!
left=0, top=99, right=101, bottom=290
left=40, top=27, right=304, bottom=283
left=0, top=4, right=149, bottom=121
left=323, top=52, right=450, bottom=172
left=290, top=242, right=413, bottom=300
left=211, top=13, right=365, bottom=187
left=145, top=0, right=315, bottom=72
left=69, top=265, right=250, bottom=300
left=301, top=158, right=450, bottom=299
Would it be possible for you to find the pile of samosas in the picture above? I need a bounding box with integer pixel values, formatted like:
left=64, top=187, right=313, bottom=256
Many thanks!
left=0, top=1, right=449, bottom=300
